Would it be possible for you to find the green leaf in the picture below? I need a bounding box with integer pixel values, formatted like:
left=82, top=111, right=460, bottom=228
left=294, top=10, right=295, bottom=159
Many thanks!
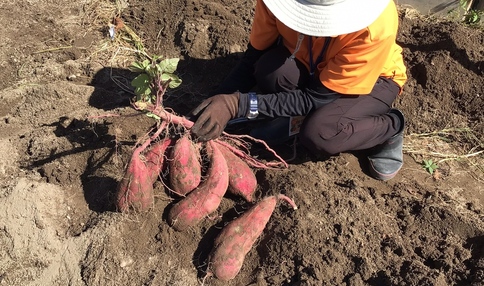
left=160, top=73, right=170, bottom=82
left=131, top=74, right=150, bottom=88
left=168, top=76, right=182, bottom=89
left=134, top=85, right=152, bottom=101
left=161, top=73, right=182, bottom=88
left=153, top=64, right=163, bottom=77
left=422, top=159, right=438, bottom=175
left=130, top=61, right=145, bottom=73
left=158, top=58, right=180, bottom=73
left=146, top=112, right=161, bottom=120
left=145, top=66, right=157, bottom=79
left=142, top=59, right=151, bottom=69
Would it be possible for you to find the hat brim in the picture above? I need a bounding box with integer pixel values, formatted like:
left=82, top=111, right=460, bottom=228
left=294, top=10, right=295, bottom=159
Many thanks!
left=262, top=0, right=391, bottom=37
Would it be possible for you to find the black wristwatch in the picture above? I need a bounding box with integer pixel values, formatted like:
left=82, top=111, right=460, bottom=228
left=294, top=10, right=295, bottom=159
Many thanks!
left=247, top=92, right=259, bottom=119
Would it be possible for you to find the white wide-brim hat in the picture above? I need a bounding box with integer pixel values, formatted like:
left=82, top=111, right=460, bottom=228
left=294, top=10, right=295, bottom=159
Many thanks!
left=262, top=0, right=391, bottom=37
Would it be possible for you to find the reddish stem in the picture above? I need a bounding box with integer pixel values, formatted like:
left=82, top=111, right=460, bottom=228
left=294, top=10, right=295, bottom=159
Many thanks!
left=152, top=108, right=194, bottom=129
left=154, top=77, right=171, bottom=110
left=134, top=121, right=169, bottom=154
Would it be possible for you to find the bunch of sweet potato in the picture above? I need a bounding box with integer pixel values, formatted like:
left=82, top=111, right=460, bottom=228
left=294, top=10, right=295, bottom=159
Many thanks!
left=116, top=133, right=258, bottom=214
left=115, top=126, right=296, bottom=281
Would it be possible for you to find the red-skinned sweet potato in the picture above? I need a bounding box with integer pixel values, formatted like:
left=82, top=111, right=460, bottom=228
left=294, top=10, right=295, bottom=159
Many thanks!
left=207, top=194, right=297, bottom=281
left=167, top=141, right=229, bottom=231
left=144, top=138, right=173, bottom=184
left=116, top=147, right=154, bottom=212
left=215, top=142, right=257, bottom=202
left=168, top=135, right=202, bottom=196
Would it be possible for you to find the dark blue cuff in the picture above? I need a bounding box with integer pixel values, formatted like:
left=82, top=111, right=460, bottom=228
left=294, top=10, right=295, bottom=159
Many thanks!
left=237, top=92, right=250, bottom=117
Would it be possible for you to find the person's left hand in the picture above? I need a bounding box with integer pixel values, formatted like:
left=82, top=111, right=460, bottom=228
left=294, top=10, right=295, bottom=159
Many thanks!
left=188, top=92, right=239, bottom=141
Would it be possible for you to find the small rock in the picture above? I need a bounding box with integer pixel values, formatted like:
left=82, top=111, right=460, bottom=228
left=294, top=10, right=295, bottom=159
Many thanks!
left=120, top=257, right=134, bottom=268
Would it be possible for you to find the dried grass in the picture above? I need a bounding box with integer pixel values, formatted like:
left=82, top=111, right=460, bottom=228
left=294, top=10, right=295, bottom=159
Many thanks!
left=77, top=0, right=156, bottom=98
left=404, top=127, right=484, bottom=180
left=79, top=0, right=147, bottom=67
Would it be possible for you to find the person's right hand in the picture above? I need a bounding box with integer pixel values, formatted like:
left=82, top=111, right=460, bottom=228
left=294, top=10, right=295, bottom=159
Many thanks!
left=188, top=93, right=239, bottom=141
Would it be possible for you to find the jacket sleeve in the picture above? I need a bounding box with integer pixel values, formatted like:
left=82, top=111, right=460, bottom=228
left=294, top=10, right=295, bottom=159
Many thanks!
left=237, top=76, right=341, bottom=118
left=210, top=43, right=267, bottom=95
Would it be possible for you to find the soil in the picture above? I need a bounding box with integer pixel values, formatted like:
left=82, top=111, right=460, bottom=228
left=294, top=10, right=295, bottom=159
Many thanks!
left=0, top=1, right=483, bottom=286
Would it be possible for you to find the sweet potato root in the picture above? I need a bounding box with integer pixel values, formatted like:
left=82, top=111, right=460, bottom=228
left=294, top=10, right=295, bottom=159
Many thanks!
left=167, top=141, right=229, bottom=231
left=207, top=194, right=297, bottom=281
left=215, top=142, right=257, bottom=202
left=168, top=135, right=202, bottom=196
left=144, top=138, right=173, bottom=184
left=116, top=147, right=154, bottom=212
